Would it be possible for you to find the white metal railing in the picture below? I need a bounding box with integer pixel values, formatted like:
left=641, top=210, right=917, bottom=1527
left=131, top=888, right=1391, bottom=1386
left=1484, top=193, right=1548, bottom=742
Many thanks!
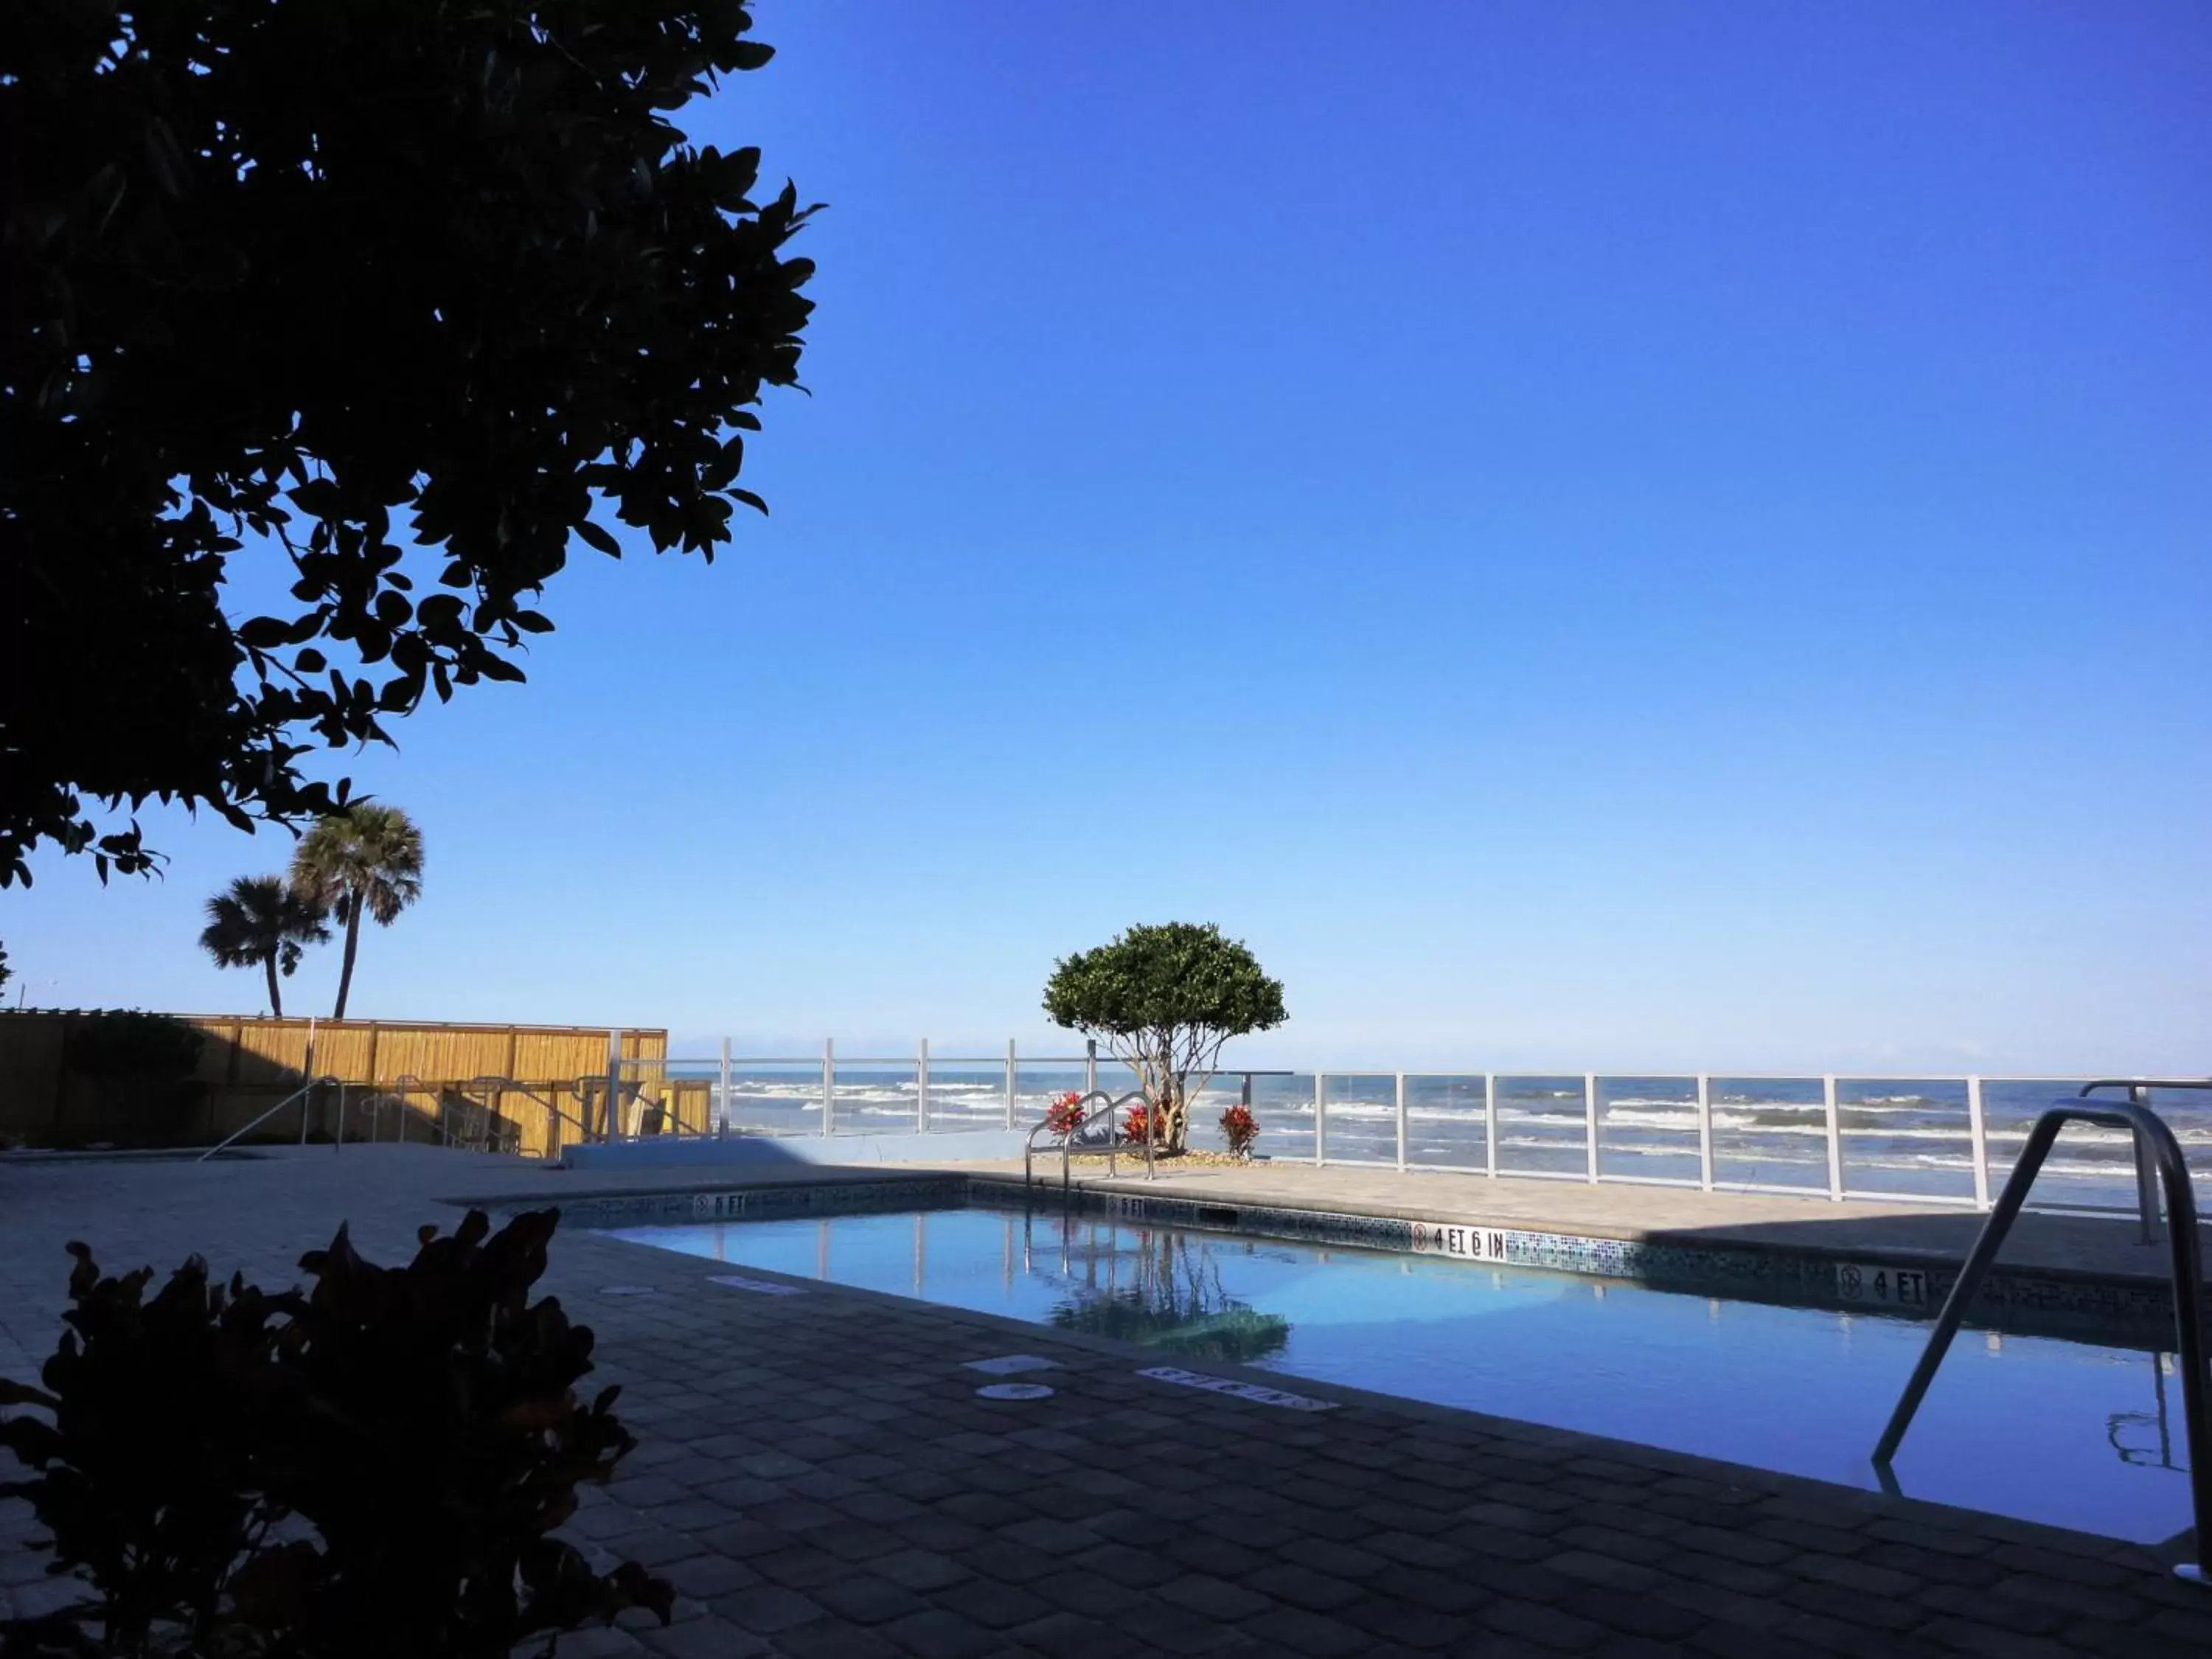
left=600, top=1041, right=2211, bottom=1218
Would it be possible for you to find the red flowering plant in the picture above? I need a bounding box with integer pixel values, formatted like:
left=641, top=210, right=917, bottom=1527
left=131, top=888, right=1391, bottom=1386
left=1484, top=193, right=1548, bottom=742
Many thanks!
left=1043, top=1091, right=1088, bottom=1139
left=1121, top=1099, right=1166, bottom=1147
left=1219, top=1102, right=1260, bottom=1159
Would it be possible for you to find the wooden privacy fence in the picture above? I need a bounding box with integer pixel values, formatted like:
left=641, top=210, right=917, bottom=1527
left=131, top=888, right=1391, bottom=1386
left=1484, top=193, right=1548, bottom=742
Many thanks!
left=0, top=1012, right=692, bottom=1157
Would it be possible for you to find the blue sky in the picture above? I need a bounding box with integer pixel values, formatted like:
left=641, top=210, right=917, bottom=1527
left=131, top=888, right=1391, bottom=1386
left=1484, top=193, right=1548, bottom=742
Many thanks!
left=10, top=2, right=2211, bottom=1071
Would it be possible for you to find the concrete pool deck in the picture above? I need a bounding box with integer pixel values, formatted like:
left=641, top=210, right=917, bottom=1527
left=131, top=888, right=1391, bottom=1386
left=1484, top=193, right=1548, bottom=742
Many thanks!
left=1, top=1146, right=2208, bottom=1656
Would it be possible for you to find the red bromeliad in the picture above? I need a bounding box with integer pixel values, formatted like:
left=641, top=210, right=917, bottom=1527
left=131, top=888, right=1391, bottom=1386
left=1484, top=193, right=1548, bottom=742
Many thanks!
left=1044, top=1091, right=1088, bottom=1138
left=1122, top=1099, right=1166, bottom=1147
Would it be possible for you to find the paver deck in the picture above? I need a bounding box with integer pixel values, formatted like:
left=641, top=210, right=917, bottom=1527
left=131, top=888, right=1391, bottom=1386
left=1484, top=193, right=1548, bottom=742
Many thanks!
left=2, top=1147, right=2207, bottom=1657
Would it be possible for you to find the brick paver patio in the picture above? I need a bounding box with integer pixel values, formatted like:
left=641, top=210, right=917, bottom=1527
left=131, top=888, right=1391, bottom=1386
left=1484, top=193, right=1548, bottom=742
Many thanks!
left=2, top=1147, right=2208, bottom=1656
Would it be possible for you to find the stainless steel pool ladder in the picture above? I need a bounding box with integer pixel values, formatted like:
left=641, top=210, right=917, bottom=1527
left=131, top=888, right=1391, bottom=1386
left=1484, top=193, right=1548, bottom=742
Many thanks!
left=1023, top=1089, right=1155, bottom=1189
left=1871, top=1085, right=2211, bottom=1585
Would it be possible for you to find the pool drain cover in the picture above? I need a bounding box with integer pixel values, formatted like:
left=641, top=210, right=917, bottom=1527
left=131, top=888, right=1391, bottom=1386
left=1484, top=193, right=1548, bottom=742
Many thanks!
left=975, top=1382, right=1056, bottom=1401
left=596, top=1285, right=659, bottom=1297
left=964, top=1354, right=1058, bottom=1376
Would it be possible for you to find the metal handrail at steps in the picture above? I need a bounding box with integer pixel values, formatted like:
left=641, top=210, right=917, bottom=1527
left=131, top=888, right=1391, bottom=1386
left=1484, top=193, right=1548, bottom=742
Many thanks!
left=570, top=1073, right=698, bottom=1142
left=568, top=1070, right=696, bottom=1143
left=197, top=1076, right=343, bottom=1161
left=353, top=1076, right=524, bottom=1151
left=1871, top=1085, right=2211, bottom=1585
left=1023, top=1090, right=1155, bottom=1189
left=459, top=1077, right=591, bottom=1157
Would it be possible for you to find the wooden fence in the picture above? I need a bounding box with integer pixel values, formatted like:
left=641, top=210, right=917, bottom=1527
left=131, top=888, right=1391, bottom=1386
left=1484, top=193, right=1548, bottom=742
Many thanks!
left=0, top=1012, right=687, bottom=1157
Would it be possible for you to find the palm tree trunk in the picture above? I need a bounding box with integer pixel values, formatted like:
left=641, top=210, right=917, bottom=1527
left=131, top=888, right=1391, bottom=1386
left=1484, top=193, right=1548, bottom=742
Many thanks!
left=264, top=956, right=283, bottom=1018
left=333, top=904, right=361, bottom=1019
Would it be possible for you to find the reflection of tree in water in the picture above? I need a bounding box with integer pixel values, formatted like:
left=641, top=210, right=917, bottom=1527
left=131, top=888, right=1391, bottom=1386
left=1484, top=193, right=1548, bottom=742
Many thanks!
left=1048, top=1228, right=1290, bottom=1365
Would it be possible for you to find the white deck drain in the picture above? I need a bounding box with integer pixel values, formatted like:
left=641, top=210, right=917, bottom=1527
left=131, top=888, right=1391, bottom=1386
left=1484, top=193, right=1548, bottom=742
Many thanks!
left=964, top=1354, right=1059, bottom=1376
left=1138, top=1366, right=1337, bottom=1412
left=597, top=1285, right=659, bottom=1297
left=975, top=1382, right=1056, bottom=1401
left=707, top=1274, right=807, bottom=1296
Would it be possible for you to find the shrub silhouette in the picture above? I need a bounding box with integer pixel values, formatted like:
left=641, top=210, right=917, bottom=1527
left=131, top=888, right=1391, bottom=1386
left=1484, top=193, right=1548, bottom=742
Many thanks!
left=0, top=1208, right=669, bottom=1658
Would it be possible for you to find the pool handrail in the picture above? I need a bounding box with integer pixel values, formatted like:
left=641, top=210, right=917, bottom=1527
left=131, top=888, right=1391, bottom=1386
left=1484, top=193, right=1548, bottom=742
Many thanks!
left=1023, top=1090, right=1155, bottom=1189
left=2075, top=1078, right=2212, bottom=1245
left=565, top=1070, right=665, bottom=1142
left=1871, top=1091, right=2209, bottom=1585
left=378, top=1075, right=498, bottom=1150
left=460, top=1076, right=590, bottom=1158
left=197, top=1074, right=343, bottom=1161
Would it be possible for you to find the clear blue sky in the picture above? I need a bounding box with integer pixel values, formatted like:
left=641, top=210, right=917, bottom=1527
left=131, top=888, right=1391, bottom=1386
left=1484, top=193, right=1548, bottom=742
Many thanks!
left=10, top=2, right=2211, bottom=1072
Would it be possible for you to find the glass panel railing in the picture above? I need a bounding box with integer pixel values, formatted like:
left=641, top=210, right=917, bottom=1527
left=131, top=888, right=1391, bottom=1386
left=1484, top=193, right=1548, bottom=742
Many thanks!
left=1406, top=1074, right=1488, bottom=1169
left=1837, top=1078, right=1974, bottom=1203
left=1708, top=1077, right=1828, bottom=1192
left=639, top=1048, right=2212, bottom=1214
left=1982, top=1079, right=2121, bottom=1210
left=645, top=1060, right=717, bottom=1135
left=1009, top=1060, right=1107, bottom=1128
left=1978, top=1079, right=2208, bottom=1213
left=1596, top=1075, right=1699, bottom=1185
left=1319, top=1074, right=1397, bottom=1165
left=719, top=1062, right=825, bottom=1136
left=1248, top=1072, right=1317, bottom=1162
left=919, top=1061, right=1012, bottom=1132
left=829, top=1064, right=917, bottom=1135
left=1492, top=1076, right=1589, bottom=1178
left=2143, top=1084, right=2212, bottom=1200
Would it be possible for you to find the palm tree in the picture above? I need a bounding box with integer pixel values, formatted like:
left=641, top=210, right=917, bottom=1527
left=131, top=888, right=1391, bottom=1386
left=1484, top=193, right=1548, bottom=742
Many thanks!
left=199, top=876, right=330, bottom=1016
left=289, top=804, right=424, bottom=1019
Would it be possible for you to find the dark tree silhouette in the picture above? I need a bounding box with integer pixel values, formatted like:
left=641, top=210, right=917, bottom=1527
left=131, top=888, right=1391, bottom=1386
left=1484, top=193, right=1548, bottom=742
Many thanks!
left=1, top=1, right=818, bottom=886
left=289, top=804, right=423, bottom=1018
left=198, top=874, right=330, bottom=1016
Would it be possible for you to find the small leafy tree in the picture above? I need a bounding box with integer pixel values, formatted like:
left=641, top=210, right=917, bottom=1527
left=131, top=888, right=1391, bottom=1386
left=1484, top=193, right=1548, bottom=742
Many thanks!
left=198, top=875, right=330, bottom=1016
left=1043, top=923, right=1287, bottom=1153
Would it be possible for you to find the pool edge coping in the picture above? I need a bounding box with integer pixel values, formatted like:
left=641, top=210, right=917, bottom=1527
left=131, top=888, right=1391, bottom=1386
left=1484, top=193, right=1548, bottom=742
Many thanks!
left=449, top=1163, right=2207, bottom=1340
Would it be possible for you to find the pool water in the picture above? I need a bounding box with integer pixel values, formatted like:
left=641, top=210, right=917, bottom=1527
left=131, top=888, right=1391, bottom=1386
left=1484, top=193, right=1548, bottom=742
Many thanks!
left=597, top=1205, right=2195, bottom=1543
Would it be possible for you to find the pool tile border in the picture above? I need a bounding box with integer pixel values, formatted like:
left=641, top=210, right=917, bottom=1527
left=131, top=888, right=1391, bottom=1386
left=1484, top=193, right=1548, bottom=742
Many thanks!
left=1027, top=1180, right=2190, bottom=1342
left=545, top=1170, right=2193, bottom=1346
left=550, top=1175, right=967, bottom=1229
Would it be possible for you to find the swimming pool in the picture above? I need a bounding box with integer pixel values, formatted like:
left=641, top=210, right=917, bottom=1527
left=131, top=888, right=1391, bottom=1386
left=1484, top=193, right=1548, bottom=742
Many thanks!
left=595, top=1203, right=2195, bottom=1544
